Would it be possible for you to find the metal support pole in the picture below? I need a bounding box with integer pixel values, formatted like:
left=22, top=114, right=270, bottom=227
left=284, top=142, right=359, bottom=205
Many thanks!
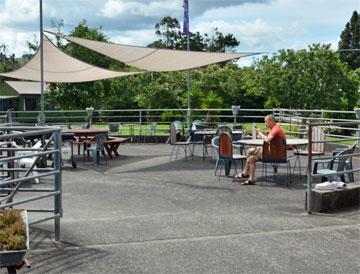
left=53, top=131, right=62, bottom=241
left=186, top=34, right=191, bottom=130
left=38, top=0, right=45, bottom=126
left=306, top=124, right=313, bottom=214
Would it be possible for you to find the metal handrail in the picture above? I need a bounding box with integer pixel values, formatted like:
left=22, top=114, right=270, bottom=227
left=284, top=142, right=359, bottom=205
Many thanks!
left=0, top=126, right=62, bottom=240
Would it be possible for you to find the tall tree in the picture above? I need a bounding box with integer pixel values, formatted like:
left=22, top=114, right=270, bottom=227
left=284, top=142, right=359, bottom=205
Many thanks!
left=148, top=16, right=239, bottom=52
left=147, top=16, right=182, bottom=49
left=338, top=10, right=360, bottom=70
left=253, top=44, right=359, bottom=110
left=205, top=28, right=239, bottom=52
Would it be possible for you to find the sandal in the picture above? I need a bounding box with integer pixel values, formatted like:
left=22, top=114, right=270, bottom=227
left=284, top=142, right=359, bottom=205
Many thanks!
left=234, top=172, right=249, bottom=179
left=241, top=180, right=256, bottom=185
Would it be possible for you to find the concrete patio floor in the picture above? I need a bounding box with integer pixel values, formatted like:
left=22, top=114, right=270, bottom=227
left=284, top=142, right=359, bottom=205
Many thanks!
left=12, top=144, right=360, bottom=274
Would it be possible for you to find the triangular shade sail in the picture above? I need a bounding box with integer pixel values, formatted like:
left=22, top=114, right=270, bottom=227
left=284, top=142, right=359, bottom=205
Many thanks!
left=51, top=32, right=258, bottom=72
left=5, top=81, right=48, bottom=95
left=0, top=36, right=140, bottom=83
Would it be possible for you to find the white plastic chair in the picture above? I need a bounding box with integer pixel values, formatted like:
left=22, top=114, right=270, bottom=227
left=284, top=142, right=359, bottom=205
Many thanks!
left=16, top=141, right=42, bottom=184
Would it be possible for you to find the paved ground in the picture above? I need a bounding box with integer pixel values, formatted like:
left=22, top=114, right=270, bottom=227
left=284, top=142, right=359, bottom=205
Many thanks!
left=7, top=144, right=360, bottom=274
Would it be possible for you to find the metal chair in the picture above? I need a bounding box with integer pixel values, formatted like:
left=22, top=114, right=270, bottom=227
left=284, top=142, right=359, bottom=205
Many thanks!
left=313, top=144, right=356, bottom=182
left=216, top=126, right=232, bottom=136
left=108, top=123, right=121, bottom=136
left=84, top=133, right=108, bottom=165
left=216, top=132, right=246, bottom=178
left=169, top=122, right=192, bottom=161
left=262, top=135, right=292, bottom=185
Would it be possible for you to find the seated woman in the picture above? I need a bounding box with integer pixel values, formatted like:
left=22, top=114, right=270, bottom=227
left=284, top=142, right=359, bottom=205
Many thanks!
left=235, top=114, right=286, bottom=185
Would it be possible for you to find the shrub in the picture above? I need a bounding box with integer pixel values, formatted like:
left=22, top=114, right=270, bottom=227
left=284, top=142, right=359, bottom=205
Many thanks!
left=0, top=209, right=27, bottom=251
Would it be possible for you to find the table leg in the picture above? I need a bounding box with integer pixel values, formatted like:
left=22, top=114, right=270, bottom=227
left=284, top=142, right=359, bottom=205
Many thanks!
left=104, top=144, right=113, bottom=159
left=112, top=143, right=120, bottom=156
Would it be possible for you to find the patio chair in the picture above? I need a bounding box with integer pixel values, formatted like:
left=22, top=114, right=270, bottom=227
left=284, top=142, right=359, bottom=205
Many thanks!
left=216, top=132, right=246, bottom=178
left=16, top=140, right=43, bottom=184
left=169, top=122, right=192, bottom=161
left=84, top=133, right=108, bottom=165
left=331, top=143, right=357, bottom=182
left=293, top=126, right=325, bottom=175
left=191, top=120, right=205, bottom=130
left=108, top=123, right=121, bottom=136
left=216, top=126, right=232, bottom=136
left=262, top=135, right=292, bottom=185
left=313, top=144, right=356, bottom=182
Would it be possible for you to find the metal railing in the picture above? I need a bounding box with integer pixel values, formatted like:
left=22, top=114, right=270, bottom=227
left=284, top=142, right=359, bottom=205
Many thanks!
left=2, top=107, right=358, bottom=124
left=0, top=126, right=62, bottom=240
left=1, top=107, right=359, bottom=143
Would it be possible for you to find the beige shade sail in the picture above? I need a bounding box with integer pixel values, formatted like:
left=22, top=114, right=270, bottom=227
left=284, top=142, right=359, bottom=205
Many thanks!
left=0, top=36, right=140, bottom=83
left=5, top=81, right=49, bottom=95
left=50, top=32, right=258, bottom=72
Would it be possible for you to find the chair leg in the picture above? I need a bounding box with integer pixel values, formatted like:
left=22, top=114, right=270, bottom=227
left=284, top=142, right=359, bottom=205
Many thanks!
left=293, top=154, right=302, bottom=176
left=33, top=171, right=40, bottom=184
left=233, top=160, right=238, bottom=177
left=175, top=146, right=180, bottom=160
left=218, top=159, right=224, bottom=180
left=92, top=150, right=97, bottom=165
left=183, top=145, right=188, bottom=161
left=214, top=158, right=219, bottom=176
left=346, top=162, right=354, bottom=182
left=169, top=146, right=175, bottom=162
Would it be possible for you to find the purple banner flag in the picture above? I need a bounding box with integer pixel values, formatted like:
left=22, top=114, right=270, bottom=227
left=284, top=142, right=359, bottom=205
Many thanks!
left=183, top=0, right=189, bottom=35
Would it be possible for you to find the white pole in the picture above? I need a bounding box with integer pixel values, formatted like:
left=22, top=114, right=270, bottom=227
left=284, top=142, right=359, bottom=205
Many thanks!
left=38, top=0, right=45, bottom=125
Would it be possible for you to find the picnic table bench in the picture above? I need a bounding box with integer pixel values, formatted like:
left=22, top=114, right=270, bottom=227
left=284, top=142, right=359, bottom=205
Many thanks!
left=104, top=137, right=129, bottom=159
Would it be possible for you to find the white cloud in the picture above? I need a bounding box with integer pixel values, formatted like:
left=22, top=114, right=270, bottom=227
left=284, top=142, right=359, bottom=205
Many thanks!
left=0, top=0, right=357, bottom=57
left=100, top=0, right=179, bottom=18
left=111, top=29, right=156, bottom=46
left=0, top=30, right=37, bottom=56
left=0, top=0, right=38, bottom=25
left=195, top=19, right=285, bottom=51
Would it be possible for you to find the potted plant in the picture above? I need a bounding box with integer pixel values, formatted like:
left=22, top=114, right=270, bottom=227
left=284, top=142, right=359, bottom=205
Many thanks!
left=0, top=209, right=29, bottom=268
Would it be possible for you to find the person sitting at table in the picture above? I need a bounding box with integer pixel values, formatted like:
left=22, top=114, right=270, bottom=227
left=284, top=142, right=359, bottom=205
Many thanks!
left=235, top=114, right=286, bottom=185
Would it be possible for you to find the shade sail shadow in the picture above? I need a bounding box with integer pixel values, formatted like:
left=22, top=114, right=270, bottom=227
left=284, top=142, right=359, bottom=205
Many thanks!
left=74, top=154, right=216, bottom=174
left=28, top=227, right=110, bottom=273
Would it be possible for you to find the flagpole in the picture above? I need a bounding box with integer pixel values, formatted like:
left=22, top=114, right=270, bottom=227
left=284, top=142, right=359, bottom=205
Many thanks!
left=186, top=34, right=191, bottom=130
left=38, top=0, right=45, bottom=125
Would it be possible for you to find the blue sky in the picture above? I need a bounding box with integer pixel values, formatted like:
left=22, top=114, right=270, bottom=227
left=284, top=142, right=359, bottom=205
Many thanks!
left=0, top=0, right=358, bottom=66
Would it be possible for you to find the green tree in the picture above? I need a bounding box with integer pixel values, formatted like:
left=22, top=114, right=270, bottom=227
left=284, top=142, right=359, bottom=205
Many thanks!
left=338, top=10, right=360, bottom=70
left=148, top=16, right=182, bottom=49
left=134, top=72, right=185, bottom=109
left=205, top=28, right=239, bottom=52
left=254, top=44, right=359, bottom=110
left=0, top=44, right=18, bottom=73
left=148, top=16, right=239, bottom=52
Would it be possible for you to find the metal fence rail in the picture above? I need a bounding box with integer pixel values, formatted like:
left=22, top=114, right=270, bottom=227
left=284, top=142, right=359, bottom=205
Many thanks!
left=2, top=108, right=359, bottom=145
left=0, top=126, right=62, bottom=240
